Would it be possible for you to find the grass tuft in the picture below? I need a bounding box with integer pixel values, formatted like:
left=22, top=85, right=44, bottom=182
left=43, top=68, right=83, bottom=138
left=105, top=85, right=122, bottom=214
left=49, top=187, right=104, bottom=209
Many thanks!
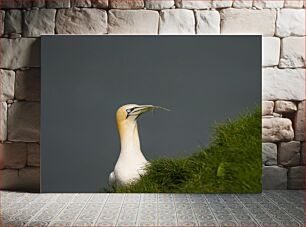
left=115, top=106, right=262, bottom=193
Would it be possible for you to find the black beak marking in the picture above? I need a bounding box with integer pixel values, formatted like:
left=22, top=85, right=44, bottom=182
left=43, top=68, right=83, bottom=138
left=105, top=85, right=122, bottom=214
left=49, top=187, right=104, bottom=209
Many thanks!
left=126, top=106, right=149, bottom=119
left=126, top=107, right=139, bottom=119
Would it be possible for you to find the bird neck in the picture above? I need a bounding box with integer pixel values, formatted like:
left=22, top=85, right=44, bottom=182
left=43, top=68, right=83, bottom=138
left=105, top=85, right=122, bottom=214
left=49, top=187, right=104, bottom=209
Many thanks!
left=118, top=120, right=141, bottom=154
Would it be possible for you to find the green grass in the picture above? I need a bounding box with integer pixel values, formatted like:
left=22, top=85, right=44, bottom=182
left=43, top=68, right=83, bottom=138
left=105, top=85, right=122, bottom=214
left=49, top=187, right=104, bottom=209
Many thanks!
left=115, top=107, right=262, bottom=193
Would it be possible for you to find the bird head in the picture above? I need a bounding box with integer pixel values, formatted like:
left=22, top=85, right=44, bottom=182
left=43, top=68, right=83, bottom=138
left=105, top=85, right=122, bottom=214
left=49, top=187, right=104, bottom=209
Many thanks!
left=116, top=104, right=168, bottom=125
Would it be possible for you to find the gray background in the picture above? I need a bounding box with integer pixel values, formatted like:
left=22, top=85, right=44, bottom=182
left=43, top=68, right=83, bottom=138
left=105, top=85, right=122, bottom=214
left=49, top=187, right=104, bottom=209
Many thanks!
left=41, top=35, right=261, bottom=192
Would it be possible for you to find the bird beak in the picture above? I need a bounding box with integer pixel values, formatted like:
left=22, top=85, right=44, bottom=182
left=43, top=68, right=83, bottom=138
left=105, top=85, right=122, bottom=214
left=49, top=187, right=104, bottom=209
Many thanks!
left=132, top=105, right=170, bottom=115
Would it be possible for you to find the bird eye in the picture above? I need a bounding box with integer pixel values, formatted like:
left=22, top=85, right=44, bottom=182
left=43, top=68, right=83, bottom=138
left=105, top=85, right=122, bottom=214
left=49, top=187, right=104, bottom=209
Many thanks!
left=126, top=107, right=136, bottom=115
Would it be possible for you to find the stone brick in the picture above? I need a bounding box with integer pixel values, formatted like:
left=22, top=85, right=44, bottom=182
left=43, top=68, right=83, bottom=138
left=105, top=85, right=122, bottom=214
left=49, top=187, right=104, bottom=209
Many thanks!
left=23, top=9, right=56, bottom=37
left=212, top=0, right=233, bottom=8
left=195, top=10, right=220, bottom=34
left=262, top=118, right=294, bottom=142
left=27, top=143, right=40, bottom=167
left=262, top=101, right=274, bottom=115
left=71, top=0, right=92, bottom=7
left=0, top=169, right=18, bottom=190
left=56, top=8, right=107, bottom=34
left=301, top=142, right=305, bottom=165
left=46, top=0, right=70, bottom=8
left=0, top=0, right=32, bottom=9
left=0, top=143, right=27, bottom=169
left=262, top=68, right=305, bottom=101
left=175, top=0, right=212, bottom=9
left=15, top=69, right=41, bottom=101
left=159, top=9, right=195, bottom=34
left=109, top=10, right=159, bottom=34
left=20, top=167, right=40, bottom=191
left=278, top=141, right=301, bottom=166
left=232, top=0, right=252, bottom=8
left=288, top=166, right=304, bottom=189
left=262, top=37, right=280, bottom=67
left=145, top=0, right=175, bottom=9
left=284, top=0, right=304, bottom=8
left=220, top=9, right=276, bottom=36
left=0, top=102, right=7, bottom=142
left=294, top=101, right=305, bottom=141
left=262, top=143, right=277, bottom=166
left=276, top=9, right=305, bottom=37
left=280, top=37, right=305, bottom=68
left=253, top=0, right=284, bottom=8
left=262, top=166, right=287, bottom=189
left=0, top=69, right=15, bottom=102
left=274, top=101, right=297, bottom=113
left=4, top=9, right=22, bottom=35
left=0, top=167, right=40, bottom=192
left=91, top=0, right=108, bottom=8
left=0, top=10, right=4, bottom=35
left=0, top=38, right=40, bottom=69
left=32, top=0, right=46, bottom=8
left=109, top=0, right=144, bottom=8
left=8, top=102, right=40, bottom=142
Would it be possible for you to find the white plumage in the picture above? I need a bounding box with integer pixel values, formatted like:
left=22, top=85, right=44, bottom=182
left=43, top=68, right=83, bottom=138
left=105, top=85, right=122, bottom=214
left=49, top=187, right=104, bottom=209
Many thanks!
left=109, top=104, right=158, bottom=187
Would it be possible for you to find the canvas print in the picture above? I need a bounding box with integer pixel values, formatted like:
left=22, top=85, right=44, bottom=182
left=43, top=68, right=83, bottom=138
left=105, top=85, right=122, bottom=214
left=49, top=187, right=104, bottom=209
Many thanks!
left=41, top=35, right=261, bottom=193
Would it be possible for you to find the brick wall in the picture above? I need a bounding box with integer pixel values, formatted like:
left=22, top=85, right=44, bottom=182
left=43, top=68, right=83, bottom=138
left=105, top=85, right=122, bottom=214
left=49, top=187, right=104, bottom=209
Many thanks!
left=0, top=0, right=305, bottom=192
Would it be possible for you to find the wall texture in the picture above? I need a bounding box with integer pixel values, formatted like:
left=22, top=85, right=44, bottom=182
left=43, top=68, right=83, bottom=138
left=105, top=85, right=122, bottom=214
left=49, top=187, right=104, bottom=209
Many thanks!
left=0, top=0, right=305, bottom=192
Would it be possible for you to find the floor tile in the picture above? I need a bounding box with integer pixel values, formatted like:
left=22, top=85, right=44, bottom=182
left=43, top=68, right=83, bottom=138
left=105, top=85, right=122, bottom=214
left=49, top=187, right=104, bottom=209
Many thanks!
left=0, top=190, right=304, bottom=227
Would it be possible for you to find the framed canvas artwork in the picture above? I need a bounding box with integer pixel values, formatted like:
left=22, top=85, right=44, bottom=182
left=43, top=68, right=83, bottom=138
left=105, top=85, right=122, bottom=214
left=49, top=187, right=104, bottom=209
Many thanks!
left=41, top=35, right=261, bottom=193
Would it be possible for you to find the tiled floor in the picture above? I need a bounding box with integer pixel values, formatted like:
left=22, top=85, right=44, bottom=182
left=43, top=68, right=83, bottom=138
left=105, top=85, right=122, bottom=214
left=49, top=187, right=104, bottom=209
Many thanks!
left=1, top=190, right=304, bottom=226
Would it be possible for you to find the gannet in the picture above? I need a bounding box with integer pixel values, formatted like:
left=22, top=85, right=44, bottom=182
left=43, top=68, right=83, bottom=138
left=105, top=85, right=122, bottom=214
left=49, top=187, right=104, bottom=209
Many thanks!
left=109, top=104, right=166, bottom=187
